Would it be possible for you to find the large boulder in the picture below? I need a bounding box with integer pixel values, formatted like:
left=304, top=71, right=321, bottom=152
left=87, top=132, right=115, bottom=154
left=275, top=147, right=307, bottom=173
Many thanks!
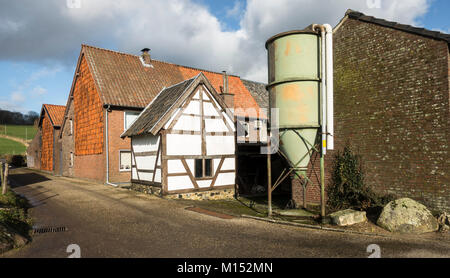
left=377, top=198, right=439, bottom=233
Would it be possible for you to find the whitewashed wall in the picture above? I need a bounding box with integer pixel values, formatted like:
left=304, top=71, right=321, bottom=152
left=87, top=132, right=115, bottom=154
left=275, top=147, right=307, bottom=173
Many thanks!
left=131, top=134, right=161, bottom=183
left=164, top=86, right=235, bottom=192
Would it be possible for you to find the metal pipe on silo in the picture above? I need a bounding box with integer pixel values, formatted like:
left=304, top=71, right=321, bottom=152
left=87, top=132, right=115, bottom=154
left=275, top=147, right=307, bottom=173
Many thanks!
left=325, top=24, right=334, bottom=150
left=314, top=24, right=328, bottom=156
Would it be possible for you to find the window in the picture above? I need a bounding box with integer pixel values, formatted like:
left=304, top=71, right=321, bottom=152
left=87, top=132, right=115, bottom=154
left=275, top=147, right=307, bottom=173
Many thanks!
left=194, top=159, right=213, bottom=178
left=69, top=152, right=74, bottom=167
left=124, top=111, right=140, bottom=131
left=255, top=120, right=264, bottom=130
left=69, top=119, right=73, bottom=135
left=241, top=121, right=249, bottom=137
left=119, top=150, right=132, bottom=171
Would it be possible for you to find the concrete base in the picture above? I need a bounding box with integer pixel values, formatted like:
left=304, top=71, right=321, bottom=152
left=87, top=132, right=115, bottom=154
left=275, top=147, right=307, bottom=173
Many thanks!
left=275, top=209, right=314, bottom=217
left=329, top=209, right=367, bottom=226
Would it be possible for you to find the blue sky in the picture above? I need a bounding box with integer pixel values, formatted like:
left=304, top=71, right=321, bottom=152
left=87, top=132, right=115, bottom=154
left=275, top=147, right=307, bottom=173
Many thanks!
left=0, top=0, right=448, bottom=115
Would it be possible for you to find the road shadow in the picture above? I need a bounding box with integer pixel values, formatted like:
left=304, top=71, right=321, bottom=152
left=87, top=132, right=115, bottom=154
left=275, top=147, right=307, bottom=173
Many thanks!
left=9, top=173, right=50, bottom=188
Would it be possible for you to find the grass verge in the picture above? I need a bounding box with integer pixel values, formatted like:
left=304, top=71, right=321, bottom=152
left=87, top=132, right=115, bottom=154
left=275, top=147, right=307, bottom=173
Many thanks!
left=0, top=138, right=27, bottom=155
left=0, top=191, right=32, bottom=253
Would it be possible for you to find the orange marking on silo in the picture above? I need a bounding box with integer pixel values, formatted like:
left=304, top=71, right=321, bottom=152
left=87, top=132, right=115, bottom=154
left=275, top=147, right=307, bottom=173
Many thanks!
left=284, top=41, right=291, bottom=56
left=282, top=84, right=301, bottom=100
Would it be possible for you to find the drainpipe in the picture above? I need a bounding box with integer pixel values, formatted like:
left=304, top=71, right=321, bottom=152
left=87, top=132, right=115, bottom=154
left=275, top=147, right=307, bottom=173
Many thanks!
left=324, top=24, right=334, bottom=150
left=105, top=105, right=118, bottom=187
left=313, top=24, right=327, bottom=155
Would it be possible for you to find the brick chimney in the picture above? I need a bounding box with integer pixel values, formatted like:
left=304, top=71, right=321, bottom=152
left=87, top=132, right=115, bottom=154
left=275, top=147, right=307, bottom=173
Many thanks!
left=140, top=48, right=152, bottom=66
left=220, top=71, right=234, bottom=109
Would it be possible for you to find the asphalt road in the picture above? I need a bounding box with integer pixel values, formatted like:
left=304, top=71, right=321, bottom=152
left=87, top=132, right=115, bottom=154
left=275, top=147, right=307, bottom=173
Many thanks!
left=2, top=168, right=449, bottom=258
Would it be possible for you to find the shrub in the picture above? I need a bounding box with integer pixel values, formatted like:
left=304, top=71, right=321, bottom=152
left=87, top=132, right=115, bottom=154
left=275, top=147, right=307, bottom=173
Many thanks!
left=10, top=155, right=25, bottom=167
left=0, top=191, right=31, bottom=237
left=0, top=154, right=25, bottom=167
left=327, top=146, right=393, bottom=211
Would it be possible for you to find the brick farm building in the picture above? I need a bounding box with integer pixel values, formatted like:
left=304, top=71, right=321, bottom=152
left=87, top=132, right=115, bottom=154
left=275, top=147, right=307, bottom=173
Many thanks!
left=292, top=10, right=450, bottom=212
left=27, top=104, right=66, bottom=173
left=53, top=44, right=268, bottom=192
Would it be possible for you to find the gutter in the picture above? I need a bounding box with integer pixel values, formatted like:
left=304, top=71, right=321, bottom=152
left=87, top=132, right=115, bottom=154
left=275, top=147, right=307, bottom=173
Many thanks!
left=105, top=105, right=118, bottom=187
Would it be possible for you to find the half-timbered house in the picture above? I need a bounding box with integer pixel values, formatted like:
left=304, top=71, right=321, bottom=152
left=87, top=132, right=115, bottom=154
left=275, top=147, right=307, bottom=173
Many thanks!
left=121, top=73, right=236, bottom=199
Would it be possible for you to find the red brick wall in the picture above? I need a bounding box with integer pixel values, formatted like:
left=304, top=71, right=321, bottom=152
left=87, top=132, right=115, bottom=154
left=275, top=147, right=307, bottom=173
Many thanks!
left=292, top=151, right=331, bottom=207
left=74, top=152, right=105, bottom=182
left=40, top=115, right=53, bottom=171
left=73, top=56, right=104, bottom=156
left=292, top=18, right=450, bottom=212
left=107, top=109, right=132, bottom=183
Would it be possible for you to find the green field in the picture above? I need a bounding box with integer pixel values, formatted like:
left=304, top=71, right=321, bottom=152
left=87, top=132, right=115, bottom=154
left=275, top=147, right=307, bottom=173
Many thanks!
left=0, top=125, right=37, bottom=141
left=0, top=137, right=26, bottom=155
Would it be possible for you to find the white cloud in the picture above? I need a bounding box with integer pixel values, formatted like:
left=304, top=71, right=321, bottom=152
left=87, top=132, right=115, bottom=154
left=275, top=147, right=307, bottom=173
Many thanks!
left=11, top=91, right=25, bottom=102
left=0, top=0, right=431, bottom=83
left=31, top=86, right=48, bottom=97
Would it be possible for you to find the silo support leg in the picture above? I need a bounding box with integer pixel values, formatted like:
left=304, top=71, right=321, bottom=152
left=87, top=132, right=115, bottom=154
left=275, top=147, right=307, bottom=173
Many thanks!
left=267, top=151, right=272, bottom=217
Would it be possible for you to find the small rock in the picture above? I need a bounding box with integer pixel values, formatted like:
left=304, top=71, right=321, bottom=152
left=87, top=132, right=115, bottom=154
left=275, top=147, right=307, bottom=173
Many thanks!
left=439, top=224, right=449, bottom=233
left=377, top=198, right=439, bottom=233
left=329, top=209, right=367, bottom=226
left=13, top=233, right=29, bottom=248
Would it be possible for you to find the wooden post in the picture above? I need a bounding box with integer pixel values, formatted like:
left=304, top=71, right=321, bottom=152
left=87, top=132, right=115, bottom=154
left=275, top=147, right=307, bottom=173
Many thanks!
left=4, top=163, right=8, bottom=194
left=267, top=139, right=272, bottom=217
left=1, top=162, right=5, bottom=195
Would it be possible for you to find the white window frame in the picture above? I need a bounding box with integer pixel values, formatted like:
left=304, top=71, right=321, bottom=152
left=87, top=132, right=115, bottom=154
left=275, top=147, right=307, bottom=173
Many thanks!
left=124, top=111, right=140, bottom=131
left=194, top=158, right=214, bottom=179
left=69, top=119, right=73, bottom=135
left=119, top=150, right=132, bottom=172
left=69, top=152, right=74, bottom=167
left=255, top=119, right=264, bottom=130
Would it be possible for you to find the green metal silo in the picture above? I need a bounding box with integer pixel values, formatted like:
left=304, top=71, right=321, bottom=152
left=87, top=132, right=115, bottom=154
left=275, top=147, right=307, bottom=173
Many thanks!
left=266, top=28, right=320, bottom=177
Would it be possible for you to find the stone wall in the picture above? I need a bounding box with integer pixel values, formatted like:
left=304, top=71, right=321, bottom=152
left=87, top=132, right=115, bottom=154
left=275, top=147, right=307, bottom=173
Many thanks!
left=131, top=182, right=235, bottom=200
left=61, top=99, right=75, bottom=177
left=26, top=129, right=41, bottom=169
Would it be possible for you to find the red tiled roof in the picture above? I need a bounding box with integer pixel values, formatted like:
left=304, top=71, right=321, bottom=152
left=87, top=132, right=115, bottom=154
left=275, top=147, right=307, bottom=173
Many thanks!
left=81, top=45, right=263, bottom=117
left=43, top=104, right=66, bottom=127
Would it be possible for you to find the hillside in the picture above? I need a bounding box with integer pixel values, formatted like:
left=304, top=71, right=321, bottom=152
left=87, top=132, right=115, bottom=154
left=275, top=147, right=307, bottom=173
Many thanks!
left=0, top=125, right=37, bottom=141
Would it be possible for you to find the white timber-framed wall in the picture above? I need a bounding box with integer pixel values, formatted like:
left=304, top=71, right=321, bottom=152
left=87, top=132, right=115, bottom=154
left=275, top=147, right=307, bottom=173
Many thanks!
left=130, top=82, right=236, bottom=195
left=130, top=134, right=162, bottom=185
